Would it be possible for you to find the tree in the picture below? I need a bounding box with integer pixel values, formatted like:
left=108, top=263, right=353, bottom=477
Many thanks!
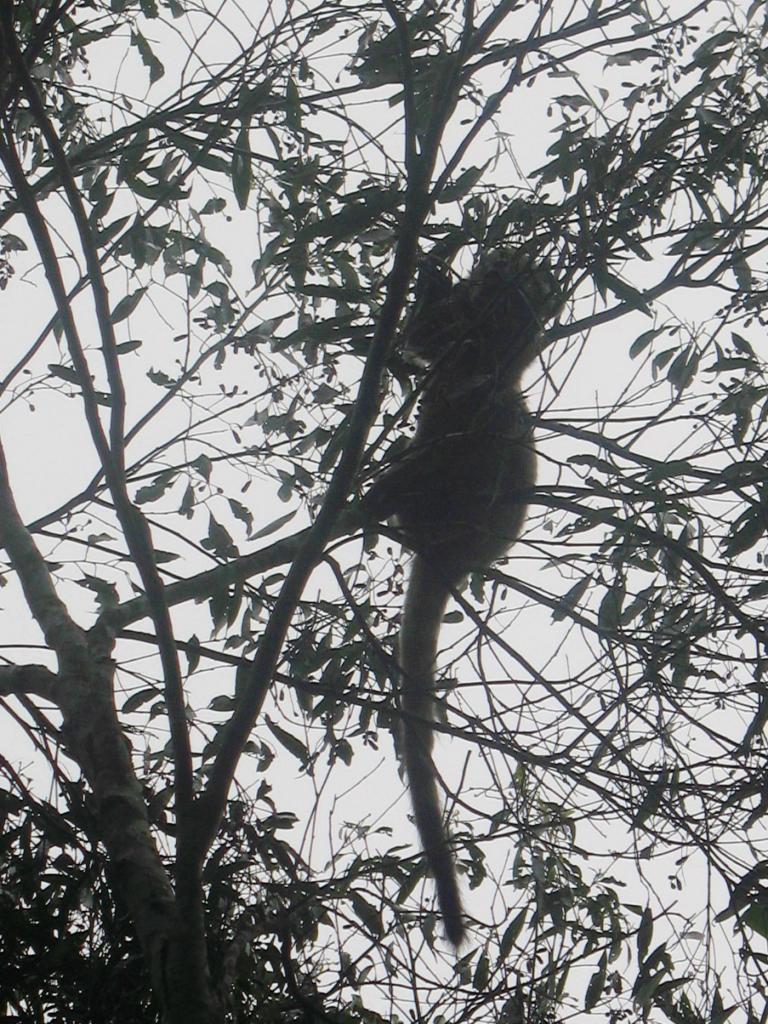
left=1, top=0, right=768, bottom=1020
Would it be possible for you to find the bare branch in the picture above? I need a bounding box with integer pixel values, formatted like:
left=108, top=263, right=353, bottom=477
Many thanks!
left=0, top=663, right=56, bottom=699
left=0, top=11, right=193, bottom=816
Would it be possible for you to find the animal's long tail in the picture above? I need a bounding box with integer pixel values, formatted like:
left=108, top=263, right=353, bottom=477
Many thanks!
left=399, top=555, right=465, bottom=946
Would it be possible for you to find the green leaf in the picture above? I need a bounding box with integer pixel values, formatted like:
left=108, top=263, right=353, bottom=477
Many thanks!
left=48, top=363, right=82, bottom=385
left=1, top=233, right=26, bottom=253
left=209, top=695, right=235, bottom=712
left=742, top=900, right=768, bottom=940
left=552, top=576, right=591, bottom=622
left=597, top=582, right=624, bottom=633
left=652, top=348, right=676, bottom=374
left=208, top=579, right=231, bottom=633
left=232, top=124, right=252, bottom=210
left=333, top=738, right=353, bottom=765
left=584, top=953, right=607, bottom=1011
left=185, top=635, right=201, bottom=675
left=644, top=459, right=694, bottom=482
left=732, top=261, right=753, bottom=292
left=201, top=514, right=236, bottom=559
left=251, top=509, right=297, bottom=541
left=179, top=482, right=195, bottom=519
left=710, top=985, right=738, bottom=1024
left=110, top=287, right=148, bottom=323
left=637, top=906, right=653, bottom=963
left=115, top=339, right=143, bottom=354
left=97, top=214, right=131, bottom=245
left=265, top=716, right=310, bottom=766
left=499, top=908, right=526, bottom=960
left=191, top=454, right=213, bottom=481
left=604, top=47, right=657, bottom=67
left=261, top=812, right=298, bottom=831
left=285, top=78, right=302, bottom=131
left=135, top=470, right=176, bottom=505
left=554, top=94, right=593, bottom=111
left=145, top=366, right=173, bottom=385
left=691, top=30, right=738, bottom=64
left=228, top=497, right=254, bottom=536
left=438, top=163, right=487, bottom=204
left=131, top=28, right=164, bottom=83
left=122, top=686, right=159, bottom=713
left=667, top=346, right=699, bottom=391
left=629, top=327, right=664, bottom=358
left=77, top=574, right=119, bottom=610
left=472, top=953, right=490, bottom=991
left=600, top=270, right=651, bottom=311
left=722, top=510, right=765, bottom=558
left=200, top=198, right=226, bottom=216
left=633, top=771, right=667, bottom=828
left=350, top=893, right=383, bottom=936
left=153, top=549, right=179, bottom=564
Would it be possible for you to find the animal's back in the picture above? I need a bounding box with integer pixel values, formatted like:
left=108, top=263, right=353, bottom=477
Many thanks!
left=366, top=249, right=559, bottom=945
left=393, top=364, right=537, bottom=581
left=395, top=360, right=537, bottom=946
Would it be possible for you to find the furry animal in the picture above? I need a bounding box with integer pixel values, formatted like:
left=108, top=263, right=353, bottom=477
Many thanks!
left=367, top=250, right=560, bottom=945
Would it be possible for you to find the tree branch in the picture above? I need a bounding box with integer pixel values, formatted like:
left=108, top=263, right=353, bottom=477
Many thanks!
left=0, top=10, right=193, bottom=817
left=0, top=663, right=56, bottom=699
left=0, top=439, right=85, bottom=659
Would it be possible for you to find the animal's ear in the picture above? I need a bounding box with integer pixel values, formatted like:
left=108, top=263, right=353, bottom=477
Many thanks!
left=402, top=244, right=465, bottom=365
left=470, top=249, right=563, bottom=326
left=413, top=253, right=454, bottom=309
left=413, top=235, right=464, bottom=306
left=402, top=259, right=455, bottom=366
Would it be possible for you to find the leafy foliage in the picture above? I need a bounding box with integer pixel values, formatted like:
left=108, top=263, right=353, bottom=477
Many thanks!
left=1, top=1, right=768, bottom=1022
